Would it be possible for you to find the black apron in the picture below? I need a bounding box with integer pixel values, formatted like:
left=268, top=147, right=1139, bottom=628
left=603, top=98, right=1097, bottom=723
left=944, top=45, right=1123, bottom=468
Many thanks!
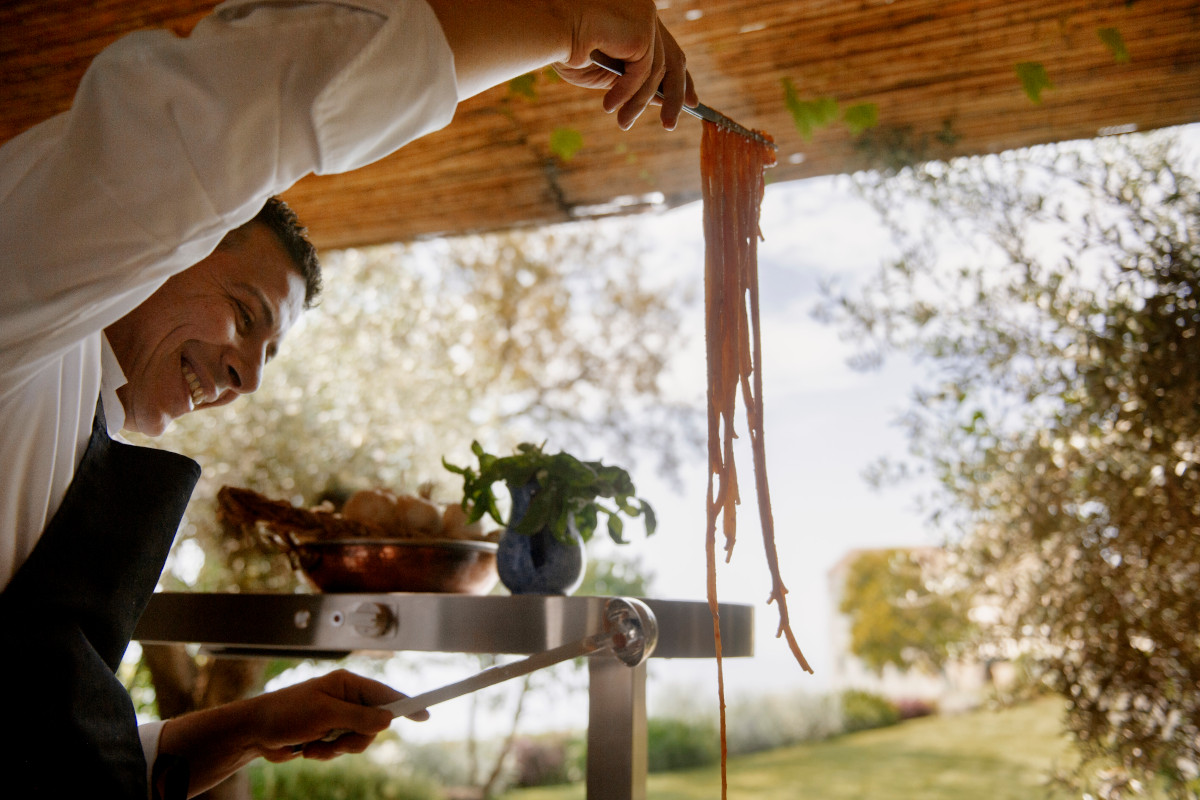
left=0, top=398, right=200, bottom=798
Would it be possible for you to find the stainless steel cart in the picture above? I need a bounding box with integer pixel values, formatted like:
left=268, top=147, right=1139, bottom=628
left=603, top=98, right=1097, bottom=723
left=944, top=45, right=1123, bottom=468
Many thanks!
left=135, top=593, right=753, bottom=800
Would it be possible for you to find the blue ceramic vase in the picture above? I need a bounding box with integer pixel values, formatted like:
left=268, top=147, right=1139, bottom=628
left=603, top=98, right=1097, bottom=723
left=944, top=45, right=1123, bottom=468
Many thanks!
left=496, top=481, right=586, bottom=595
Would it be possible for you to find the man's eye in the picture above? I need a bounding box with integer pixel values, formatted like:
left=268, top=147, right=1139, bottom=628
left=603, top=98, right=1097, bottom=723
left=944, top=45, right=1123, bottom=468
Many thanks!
left=236, top=301, right=253, bottom=329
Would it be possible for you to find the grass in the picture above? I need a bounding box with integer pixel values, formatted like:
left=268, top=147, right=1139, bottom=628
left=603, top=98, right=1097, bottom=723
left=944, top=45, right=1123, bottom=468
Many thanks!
left=501, top=697, right=1079, bottom=800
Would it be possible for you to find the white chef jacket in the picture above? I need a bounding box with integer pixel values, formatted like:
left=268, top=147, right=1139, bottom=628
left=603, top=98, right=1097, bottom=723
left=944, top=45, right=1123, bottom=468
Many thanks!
left=0, top=0, right=459, bottom=784
left=0, top=0, right=459, bottom=585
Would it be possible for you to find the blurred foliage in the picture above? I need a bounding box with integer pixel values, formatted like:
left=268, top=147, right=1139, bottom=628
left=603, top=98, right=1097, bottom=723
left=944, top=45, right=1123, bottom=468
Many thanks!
left=837, top=548, right=972, bottom=675
left=646, top=718, right=721, bottom=773
left=838, top=689, right=900, bottom=733
left=577, top=550, right=652, bottom=597
left=651, top=683, right=842, bottom=757
left=1098, top=28, right=1132, bottom=64
left=892, top=697, right=938, bottom=720
left=781, top=79, right=839, bottom=141
left=780, top=77, right=878, bottom=141
left=1015, top=62, right=1053, bottom=104
left=821, top=128, right=1200, bottom=797
left=509, top=733, right=585, bottom=787
left=516, top=714, right=723, bottom=780
left=549, top=128, right=584, bottom=162
left=852, top=121, right=961, bottom=176
left=723, top=690, right=842, bottom=755
left=248, top=755, right=440, bottom=800
left=499, top=697, right=1080, bottom=800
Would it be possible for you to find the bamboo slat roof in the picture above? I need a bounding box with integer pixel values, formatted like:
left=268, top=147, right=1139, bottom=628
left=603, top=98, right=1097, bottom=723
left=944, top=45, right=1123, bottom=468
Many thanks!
left=3, top=0, right=1198, bottom=250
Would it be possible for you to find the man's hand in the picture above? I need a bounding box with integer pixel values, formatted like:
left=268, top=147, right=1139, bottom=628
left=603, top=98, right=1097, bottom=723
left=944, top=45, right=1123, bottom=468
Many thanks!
left=249, top=669, right=422, bottom=762
left=553, top=5, right=697, bottom=130
left=425, top=0, right=696, bottom=130
left=158, top=669, right=427, bottom=796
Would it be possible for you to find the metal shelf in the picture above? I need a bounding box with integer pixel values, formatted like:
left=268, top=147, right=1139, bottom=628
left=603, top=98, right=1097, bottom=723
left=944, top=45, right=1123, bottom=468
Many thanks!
left=135, top=592, right=753, bottom=800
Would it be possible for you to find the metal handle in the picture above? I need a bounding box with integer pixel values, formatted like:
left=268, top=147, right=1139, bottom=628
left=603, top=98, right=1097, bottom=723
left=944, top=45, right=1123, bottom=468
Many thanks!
left=382, top=596, right=657, bottom=718
left=381, top=630, right=611, bottom=718
left=306, top=597, right=658, bottom=748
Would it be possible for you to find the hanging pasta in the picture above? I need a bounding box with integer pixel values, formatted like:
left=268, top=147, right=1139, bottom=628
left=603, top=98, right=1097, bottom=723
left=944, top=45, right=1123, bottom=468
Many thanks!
left=701, top=120, right=812, bottom=797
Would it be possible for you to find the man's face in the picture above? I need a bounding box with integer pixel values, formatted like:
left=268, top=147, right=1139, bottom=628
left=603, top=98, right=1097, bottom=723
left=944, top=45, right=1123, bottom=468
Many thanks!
left=104, top=224, right=307, bottom=436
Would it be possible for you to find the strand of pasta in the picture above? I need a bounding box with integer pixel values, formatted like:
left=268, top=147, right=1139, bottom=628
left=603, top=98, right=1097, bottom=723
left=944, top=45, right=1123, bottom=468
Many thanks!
left=701, top=120, right=812, bottom=800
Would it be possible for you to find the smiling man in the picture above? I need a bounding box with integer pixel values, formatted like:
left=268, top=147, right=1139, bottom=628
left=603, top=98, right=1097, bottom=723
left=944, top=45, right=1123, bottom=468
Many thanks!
left=0, top=0, right=695, bottom=796
left=104, top=201, right=316, bottom=437
left=0, top=194, right=400, bottom=800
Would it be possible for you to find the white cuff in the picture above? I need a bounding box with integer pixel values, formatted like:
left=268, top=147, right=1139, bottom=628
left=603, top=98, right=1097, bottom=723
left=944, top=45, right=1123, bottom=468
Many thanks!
left=139, top=720, right=168, bottom=799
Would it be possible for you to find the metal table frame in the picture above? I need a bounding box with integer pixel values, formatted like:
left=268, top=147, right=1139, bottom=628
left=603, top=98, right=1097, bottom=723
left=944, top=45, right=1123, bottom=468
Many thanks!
left=135, top=593, right=753, bottom=800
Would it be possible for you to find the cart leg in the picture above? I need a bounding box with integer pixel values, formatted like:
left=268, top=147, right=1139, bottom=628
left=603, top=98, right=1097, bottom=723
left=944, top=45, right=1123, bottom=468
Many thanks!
left=586, top=656, right=647, bottom=800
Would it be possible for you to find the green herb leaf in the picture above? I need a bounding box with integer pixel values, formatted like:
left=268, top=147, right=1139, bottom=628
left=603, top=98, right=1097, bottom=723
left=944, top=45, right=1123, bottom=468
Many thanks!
left=1015, top=62, right=1053, bottom=104
left=549, top=127, right=584, bottom=161
left=843, top=103, right=879, bottom=136
left=607, top=514, right=627, bottom=544
left=575, top=504, right=598, bottom=543
left=641, top=501, right=657, bottom=536
left=782, top=78, right=839, bottom=141
left=1097, top=28, right=1131, bottom=63
left=507, top=72, right=538, bottom=100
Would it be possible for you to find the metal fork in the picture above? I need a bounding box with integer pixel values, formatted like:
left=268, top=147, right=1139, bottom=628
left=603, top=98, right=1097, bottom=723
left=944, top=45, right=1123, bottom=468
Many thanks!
left=589, top=51, right=776, bottom=149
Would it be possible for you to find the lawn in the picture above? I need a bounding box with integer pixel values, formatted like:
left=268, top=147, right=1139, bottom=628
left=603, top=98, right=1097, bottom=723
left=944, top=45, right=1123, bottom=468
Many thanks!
left=501, top=697, right=1079, bottom=800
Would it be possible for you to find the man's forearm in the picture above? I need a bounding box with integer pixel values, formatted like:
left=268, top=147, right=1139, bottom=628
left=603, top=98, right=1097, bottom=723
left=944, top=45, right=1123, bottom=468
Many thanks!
left=423, top=0, right=572, bottom=99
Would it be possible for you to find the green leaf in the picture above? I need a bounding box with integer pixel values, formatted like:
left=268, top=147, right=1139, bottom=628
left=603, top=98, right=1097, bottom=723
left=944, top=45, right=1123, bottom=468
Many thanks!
left=522, top=483, right=562, bottom=537
left=507, top=72, right=538, bottom=100
left=1097, top=28, right=1131, bottom=63
left=782, top=77, right=839, bottom=140
left=549, top=127, right=584, bottom=161
left=843, top=103, right=879, bottom=136
left=575, top=504, right=599, bottom=543
left=1015, top=62, right=1053, bottom=104
left=641, top=501, right=657, bottom=536
left=607, top=514, right=626, bottom=544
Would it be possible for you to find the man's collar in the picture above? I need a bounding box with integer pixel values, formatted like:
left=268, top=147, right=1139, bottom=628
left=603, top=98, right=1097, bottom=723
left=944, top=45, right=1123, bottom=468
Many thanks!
left=98, top=334, right=128, bottom=436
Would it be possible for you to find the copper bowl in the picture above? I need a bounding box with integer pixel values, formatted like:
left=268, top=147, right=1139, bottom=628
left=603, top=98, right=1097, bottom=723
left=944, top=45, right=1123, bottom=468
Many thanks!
left=281, top=537, right=499, bottom=594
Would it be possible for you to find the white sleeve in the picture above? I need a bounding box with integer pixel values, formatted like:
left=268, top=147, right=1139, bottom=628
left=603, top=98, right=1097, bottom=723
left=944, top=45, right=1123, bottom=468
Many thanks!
left=0, top=0, right=458, bottom=389
left=139, top=720, right=168, bottom=798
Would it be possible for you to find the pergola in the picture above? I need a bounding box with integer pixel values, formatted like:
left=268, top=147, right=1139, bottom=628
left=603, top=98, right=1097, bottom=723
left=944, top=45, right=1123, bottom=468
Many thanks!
left=4, top=0, right=1198, bottom=250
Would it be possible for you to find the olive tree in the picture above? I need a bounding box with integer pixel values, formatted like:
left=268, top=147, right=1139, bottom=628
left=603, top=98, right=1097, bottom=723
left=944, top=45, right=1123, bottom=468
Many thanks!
left=820, top=128, right=1200, bottom=797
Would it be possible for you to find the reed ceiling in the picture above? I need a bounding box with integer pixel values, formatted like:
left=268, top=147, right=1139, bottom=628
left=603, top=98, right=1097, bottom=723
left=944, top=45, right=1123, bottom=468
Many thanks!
left=3, top=0, right=1198, bottom=250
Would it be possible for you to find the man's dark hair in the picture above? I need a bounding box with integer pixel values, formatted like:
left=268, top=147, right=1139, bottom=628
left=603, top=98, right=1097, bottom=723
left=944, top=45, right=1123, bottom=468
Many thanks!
left=222, top=197, right=322, bottom=307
